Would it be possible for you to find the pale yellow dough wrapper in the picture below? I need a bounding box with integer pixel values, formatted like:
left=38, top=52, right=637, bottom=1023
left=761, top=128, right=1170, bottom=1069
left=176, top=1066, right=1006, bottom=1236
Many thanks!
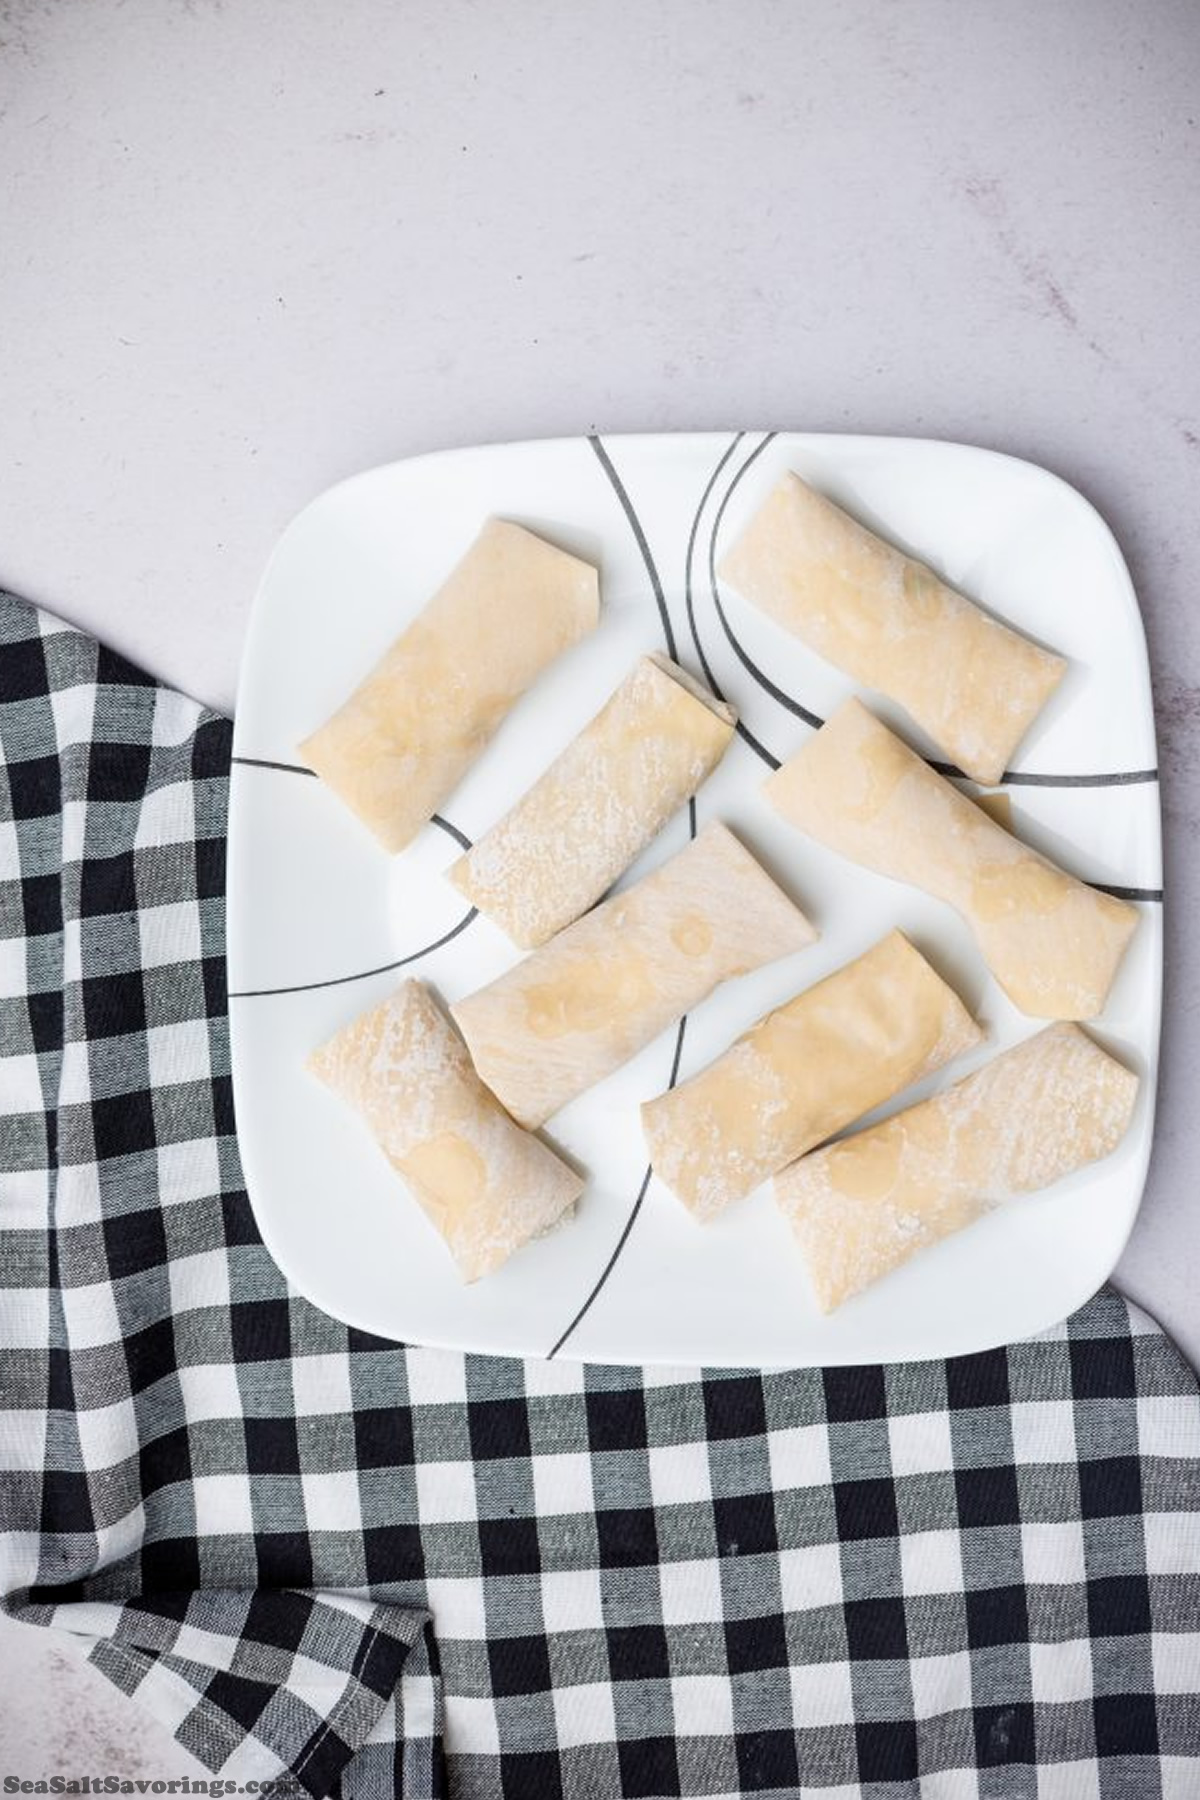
left=300, top=519, right=600, bottom=852
left=450, top=654, right=735, bottom=948
left=642, top=930, right=982, bottom=1221
left=776, top=1023, right=1139, bottom=1312
left=309, top=981, right=582, bottom=1282
left=719, top=471, right=1066, bottom=785
left=452, top=822, right=816, bottom=1130
left=766, top=699, right=1139, bottom=1020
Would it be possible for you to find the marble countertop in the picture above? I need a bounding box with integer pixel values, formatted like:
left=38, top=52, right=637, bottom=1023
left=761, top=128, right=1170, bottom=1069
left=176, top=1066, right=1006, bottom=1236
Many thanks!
left=1, top=0, right=1197, bottom=1774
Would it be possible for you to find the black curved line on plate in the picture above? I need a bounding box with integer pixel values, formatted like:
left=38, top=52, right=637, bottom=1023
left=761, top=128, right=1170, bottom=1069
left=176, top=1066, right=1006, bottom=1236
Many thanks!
left=228, top=758, right=477, bottom=991
left=231, top=756, right=473, bottom=851
left=429, top=812, right=473, bottom=851
left=547, top=1016, right=690, bottom=1362
left=681, top=433, right=782, bottom=771
left=550, top=438, right=705, bottom=1358
left=547, top=1166, right=652, bottom=1362
left=1092, top=882, right=1163, bottom=903
left=228, top=905, right=479, bottom=999
left=588, top=433, right=679, bottom=661
left=232, top=754, right=317, bottom=777
left=1000, top=768, right=1159, bottom=789
left=698, top=447, right=1162, bottom=791
left=707, top=429, right=825, bottom=751
left=683, top=430, right=743, bottom=701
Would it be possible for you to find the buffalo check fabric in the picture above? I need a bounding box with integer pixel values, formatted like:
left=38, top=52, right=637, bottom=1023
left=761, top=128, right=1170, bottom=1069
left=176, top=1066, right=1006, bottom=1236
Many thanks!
left=1, top=589, right=1199, bottom=1800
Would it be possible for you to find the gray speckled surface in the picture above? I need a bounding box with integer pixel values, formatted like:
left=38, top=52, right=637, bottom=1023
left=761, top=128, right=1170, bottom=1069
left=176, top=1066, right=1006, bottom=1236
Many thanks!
left=1, top=0, right=1197, bottom=1768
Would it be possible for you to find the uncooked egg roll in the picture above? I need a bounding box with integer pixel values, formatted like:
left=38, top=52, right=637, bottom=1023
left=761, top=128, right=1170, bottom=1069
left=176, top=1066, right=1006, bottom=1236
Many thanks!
left=300, top=519, right=600, bottom=852
left=309, top=980, right=583, bottom=1282
left=719, top=471, right=1065, bottom=784
left=450, top=654, right=735, bottom=947
left=764, top=698, right=1138, bottom=1020
left=451, top=822, right=816, bottom=1129
left=776, top=1023, right=1138, bottom=1311
left=642, top=930, right=982, bottom=1221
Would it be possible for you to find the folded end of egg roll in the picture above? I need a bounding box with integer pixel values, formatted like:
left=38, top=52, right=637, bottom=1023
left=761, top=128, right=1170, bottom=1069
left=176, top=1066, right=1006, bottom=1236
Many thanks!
left=310, top=979, right=583, bottom=1281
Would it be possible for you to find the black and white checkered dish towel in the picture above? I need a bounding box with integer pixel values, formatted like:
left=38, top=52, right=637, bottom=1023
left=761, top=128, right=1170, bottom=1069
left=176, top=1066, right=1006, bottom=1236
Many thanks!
left=1, top=587, right=1198, bottom=1800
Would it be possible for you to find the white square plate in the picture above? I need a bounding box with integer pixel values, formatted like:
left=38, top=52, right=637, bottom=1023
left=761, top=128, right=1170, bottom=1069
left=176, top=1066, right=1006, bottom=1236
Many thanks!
left=228, top=431, right=1161, bottom=1366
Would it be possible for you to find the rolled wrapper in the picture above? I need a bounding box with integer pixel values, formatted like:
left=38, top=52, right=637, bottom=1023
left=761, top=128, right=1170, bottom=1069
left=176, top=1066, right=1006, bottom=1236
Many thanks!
left=299, top=519, right=600, bottom=852
left=309, top=980, right=583, bottom=1282
left=641, top=930, right=982, bottom=1221
left=718, top=471, right=1066, bottom=785
left=451, top=822, right=816, bottom=1129
left=776, top=1023, right=1139, bottom=1312
left=450, top=654, right=736, bottom=947
left=764, top=698, right=1139, bottom=1020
